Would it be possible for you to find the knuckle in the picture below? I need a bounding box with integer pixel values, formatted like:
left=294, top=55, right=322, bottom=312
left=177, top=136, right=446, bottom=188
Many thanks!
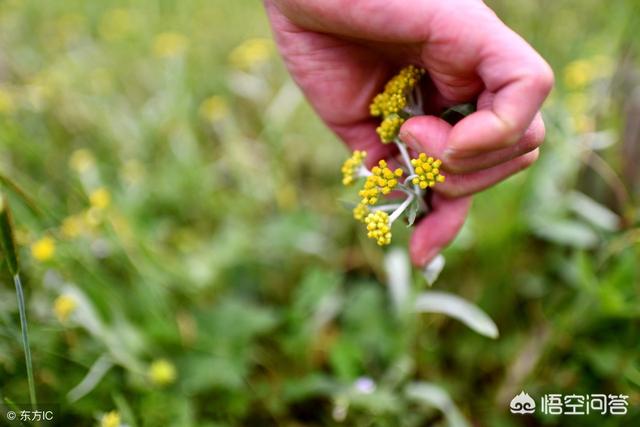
left=530, top=62, right=555, bottom=95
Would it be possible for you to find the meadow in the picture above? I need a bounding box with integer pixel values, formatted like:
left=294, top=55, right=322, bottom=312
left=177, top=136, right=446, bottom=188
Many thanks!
left=0, top=0, right=639, bottom=426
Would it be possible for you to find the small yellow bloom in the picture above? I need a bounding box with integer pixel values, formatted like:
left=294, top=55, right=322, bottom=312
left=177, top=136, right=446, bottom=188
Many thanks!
left=90, top=187, right=111, bottom=210
left=54, top=295, right=77, bottom=322
left=370, top=65, right=424, bottom=118
left=69, top=149, right=95, bottom=173
left=364, top=211, right=392, bottom=246
left=153, top=32, right=189, bottom=58
left=229, top=38, right=273, bottom=70
left=341, top=150, right=367, bottom=186
left=100, top=410, right=121, bottom=427
left=99, top=8, right=133, bottom=41
left=0, top=87, right=15, bottom=114
left=61, top=214, right=86, bottom=239
left=148, top=359, right=177, bottom=387
left=410, top=153, right=446, bottom=189
left=359, top=160, right=403, bottom=205
left=376, top=115, right=405, bottom=143
left=352, top=203, right=370, bottom=222
left=199, top=95, right=229, bottom=123
left=31, top=236, right=55, bottom=262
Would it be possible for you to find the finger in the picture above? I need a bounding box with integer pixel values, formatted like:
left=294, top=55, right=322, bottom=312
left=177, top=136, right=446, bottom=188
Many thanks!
left=443, top=21, right=554, bottom=156
left=436, top=149, right=539, bottom=198
left=399, top=115, right=540, bottom=198
left=409, top=194, right=472, bottom=266
left=443, top=112, right=545, bottom=173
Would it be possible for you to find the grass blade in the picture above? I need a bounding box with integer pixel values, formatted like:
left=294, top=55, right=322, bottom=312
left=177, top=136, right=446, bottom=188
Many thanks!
left=1, top=194, right=37, bottom=407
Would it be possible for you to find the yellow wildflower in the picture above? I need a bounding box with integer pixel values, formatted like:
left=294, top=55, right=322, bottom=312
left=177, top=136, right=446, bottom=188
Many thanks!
left=199, top=95, right=229, bottom=123
left=69, top=149, right=95, bottom=173
left=0, top=87, right=15, bottom=114
left=90, top=187, right=111, bottom=210
left=359, top=160, right=403, bottom=205
left=376, top=115, right=405, bottom=143
left=341, top=150, right=367, bottom=186
left=100, top=411, right=120, bottom=427
left=364, top=211, right=392, bottom=246
left=153, top=32, right=189, bottom=58
left=54, top=295, right=77, bottom=322
left=229, top=38, right=273, bottom=70
left=369, top=65, right=424, bottom=117
left=410, top=153, right=446, bottom=189
left=148, top=359, right=177, bottom=387
left=352, top=203, right=369, bottom=222
left=31, top=236, right=55, bottom=262
left=99, top=8, right=132, bottom=41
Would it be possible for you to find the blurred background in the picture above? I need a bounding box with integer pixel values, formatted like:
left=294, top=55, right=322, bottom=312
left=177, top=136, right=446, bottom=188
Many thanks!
left=0, top=0, right=639, bottom=426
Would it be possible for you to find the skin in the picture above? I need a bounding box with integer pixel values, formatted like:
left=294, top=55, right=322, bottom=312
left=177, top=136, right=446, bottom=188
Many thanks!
left=264, top=0, right=554, bottom=266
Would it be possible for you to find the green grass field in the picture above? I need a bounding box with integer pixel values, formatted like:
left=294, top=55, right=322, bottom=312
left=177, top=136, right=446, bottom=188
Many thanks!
left=1, top=0, right=639, bottom=426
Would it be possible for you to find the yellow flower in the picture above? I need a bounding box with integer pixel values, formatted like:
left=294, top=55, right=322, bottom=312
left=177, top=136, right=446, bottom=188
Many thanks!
left=199, top=95, right=229, bottom=123
left=376, top=115, right=405, bottom=143
left=100, top=411, right=120, bottom=427
left=369, top=65, right=424, bottom=117
left=364, top=211, right=392, bottom=246
left=31, top=236, right=55, bottom=262
left=229, top=38, right=273, bottom=70
left=99, top=8, right=133, bottom=41
left=410, top=153, right=446, bottom=189
left=358, top=160, right=403, bottom=205
left=341, top=150, right=367, bottom=186
left=153, top=32, right=189, bottom=58
left=352, top=203, right=370, bottom=222
left=69, top=149, right=95, bottom=173
left=61, top=215, right=85, bottom=239
left=90, top=187, right=111, bottom=210
left=148, top=359, right=177, bottom=387
left=54, top=295, right=77, bottom=322
left=0, top=87, right=15, bottom=114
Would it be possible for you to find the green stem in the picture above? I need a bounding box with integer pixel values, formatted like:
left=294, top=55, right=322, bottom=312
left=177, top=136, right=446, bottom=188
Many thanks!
left=13, top=273, right=37, bottom=408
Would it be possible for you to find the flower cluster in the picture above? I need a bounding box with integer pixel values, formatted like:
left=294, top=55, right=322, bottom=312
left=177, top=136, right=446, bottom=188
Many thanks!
left=341, top=66, right=448, bottom=247
left=364, top=211, right=391, bottom=246
left=358, top=160, right=403, bottom=205
left=341, top=150, right=367, bottom=186
left=411, top=154, right=446, bottom=189
left=352, top=203, right=369, bottom=222
left=370, top=65, right=425, bottom=143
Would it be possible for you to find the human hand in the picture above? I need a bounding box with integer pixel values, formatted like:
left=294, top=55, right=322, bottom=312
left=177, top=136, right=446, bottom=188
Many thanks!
left=264, top=0, right=554, bottom=266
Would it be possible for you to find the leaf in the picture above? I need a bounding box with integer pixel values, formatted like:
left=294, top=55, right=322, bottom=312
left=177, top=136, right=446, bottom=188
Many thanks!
left=568, top=191, right=620, bottom=231
left=422, top=254, right=445, bottom=286
left=440, top=103, right=476, bottom=125
left=530, top=217, right=599, bottom=248
left=414, top=291, right=499, bottom=339
left=405, top=199, right=419, bottom=227
left=384, top=248, right=411, bottom=313
left=405, top=382, right=471, bottom=427
left=0, top=194, right=19, bottom=275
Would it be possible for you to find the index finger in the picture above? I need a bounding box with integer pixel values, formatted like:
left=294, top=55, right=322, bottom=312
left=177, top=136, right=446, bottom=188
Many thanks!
left=444, top=25, right=554, bottom=158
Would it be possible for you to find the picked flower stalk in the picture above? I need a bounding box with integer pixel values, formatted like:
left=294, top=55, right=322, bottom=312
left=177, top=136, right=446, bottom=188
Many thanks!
left=341, top=66, right=446, bottom=246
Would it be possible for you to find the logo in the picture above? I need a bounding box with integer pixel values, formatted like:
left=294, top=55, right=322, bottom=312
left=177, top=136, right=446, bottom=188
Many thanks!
left=510, top=391, right=536, bottom=414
